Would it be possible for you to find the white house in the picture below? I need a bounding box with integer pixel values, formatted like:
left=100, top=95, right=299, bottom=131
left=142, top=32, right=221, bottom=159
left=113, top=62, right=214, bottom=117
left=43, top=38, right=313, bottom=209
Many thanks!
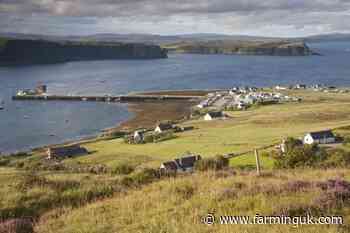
left=303, top=130, right=336, bottom=145
left=204, top=111, right=225, bottom=121
left=133, top=130, right=144, bottom=143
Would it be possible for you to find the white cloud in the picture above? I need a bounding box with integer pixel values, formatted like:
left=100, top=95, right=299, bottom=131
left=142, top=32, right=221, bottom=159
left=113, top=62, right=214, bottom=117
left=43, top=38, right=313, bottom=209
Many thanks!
left=0, top=0, right=350, bottom=36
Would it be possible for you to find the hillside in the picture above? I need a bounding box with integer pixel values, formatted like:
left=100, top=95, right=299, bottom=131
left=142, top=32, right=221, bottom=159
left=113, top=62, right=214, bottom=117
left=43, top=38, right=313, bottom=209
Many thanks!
left=1, top=89, right=350, bottom=232
left=0, top=38, right=167, bottom=66
left=164, top=40, right=315, bottom=56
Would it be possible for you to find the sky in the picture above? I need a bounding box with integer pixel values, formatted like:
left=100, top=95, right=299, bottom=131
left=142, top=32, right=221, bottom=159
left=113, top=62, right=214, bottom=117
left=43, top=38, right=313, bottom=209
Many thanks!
left=1, top=0, right=350, bottom=37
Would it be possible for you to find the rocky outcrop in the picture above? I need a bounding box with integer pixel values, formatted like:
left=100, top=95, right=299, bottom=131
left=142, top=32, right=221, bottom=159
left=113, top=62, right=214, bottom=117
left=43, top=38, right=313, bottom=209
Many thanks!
left=166, top=40, right=316, bottom=56
left=0, top=39, right=168, bottom=66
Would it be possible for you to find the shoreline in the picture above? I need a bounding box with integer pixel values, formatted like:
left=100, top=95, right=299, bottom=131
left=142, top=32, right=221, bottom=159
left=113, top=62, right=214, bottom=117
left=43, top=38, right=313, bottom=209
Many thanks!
left=2, top=90, right=203, bottom=156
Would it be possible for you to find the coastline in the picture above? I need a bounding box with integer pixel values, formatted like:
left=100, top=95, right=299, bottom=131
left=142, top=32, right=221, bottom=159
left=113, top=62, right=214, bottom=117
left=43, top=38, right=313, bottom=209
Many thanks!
left=4, top=90, right=202, bottom=156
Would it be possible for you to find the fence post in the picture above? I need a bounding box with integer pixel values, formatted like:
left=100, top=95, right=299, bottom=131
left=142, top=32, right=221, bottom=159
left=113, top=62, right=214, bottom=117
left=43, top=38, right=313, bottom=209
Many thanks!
left=254, top=149, right=261, bottom=176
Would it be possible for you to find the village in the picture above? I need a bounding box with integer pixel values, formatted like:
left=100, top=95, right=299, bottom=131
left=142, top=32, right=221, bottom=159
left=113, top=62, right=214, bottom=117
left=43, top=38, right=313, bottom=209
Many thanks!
left=6, top=83, right=350, bottom=175
left=195, top=86, right=302, bottom=111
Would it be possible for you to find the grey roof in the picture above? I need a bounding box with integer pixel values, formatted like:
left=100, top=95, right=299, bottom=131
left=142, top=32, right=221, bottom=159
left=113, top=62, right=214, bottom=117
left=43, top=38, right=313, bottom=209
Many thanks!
left=175, top=155, right=202, bottom=170
left=161, top=155, right=201, bottom=171
left=156, top=123, right=173, bottom=131
left=49, top=145, right=88, bottom=157
left=308, top=130, right=335, bottom=140
left=207, top=111, right=223, bottom=118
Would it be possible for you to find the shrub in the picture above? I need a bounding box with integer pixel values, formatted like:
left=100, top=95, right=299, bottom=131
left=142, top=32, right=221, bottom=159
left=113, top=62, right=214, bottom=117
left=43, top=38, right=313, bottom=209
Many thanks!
left=323, top=149, right=350, bottom=168
left=143, top=134, right=154, bottom=143
left=274, top=143, right=326, bottom=169
left=129, top=168, right=160, bottom=186
left=342, top=136, right=350, bottom=145
left=195, top=155, right=229, bottom=171
left=153, top=131, right=176, bottom=143
left=314, top=179, right=350, bottom=209
left=0, top=218, right=33, bottom=233
left=0, top=158, right=10, bottom=167
left=112, top=163, right=135, bottom=175
left=174, top=183, right=195, bottom=200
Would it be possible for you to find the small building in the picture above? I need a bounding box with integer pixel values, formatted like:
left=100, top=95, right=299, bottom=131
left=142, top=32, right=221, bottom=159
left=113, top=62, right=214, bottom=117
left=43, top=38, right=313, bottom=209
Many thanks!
left=295, top=84, right=307, bottom=89
left=204, top=111, right=225, bottom=121
left=133, top=130, right=145, bottom=143
left=16, top=89, right=36, bottom=96
left=237, top=101, right=248, bottom=110
left=155, top=123, right=173, bottom=133
left=35, top=85, right=47, bottom=95
left=303, top=130, right=336, bottom=145
left=47, top=145, right=88, bottom=160
left=160, top=154, right=202, bottom=173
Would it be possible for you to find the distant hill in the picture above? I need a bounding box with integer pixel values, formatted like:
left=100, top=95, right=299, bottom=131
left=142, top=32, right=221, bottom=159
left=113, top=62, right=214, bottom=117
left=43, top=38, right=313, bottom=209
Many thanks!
left=163, top=40, right=315, bottom=56
left=303, top=33, right=350, bottom=43
left=0, top=32, right=297, bottom=45
left=1, top=32, right=350, bottom=45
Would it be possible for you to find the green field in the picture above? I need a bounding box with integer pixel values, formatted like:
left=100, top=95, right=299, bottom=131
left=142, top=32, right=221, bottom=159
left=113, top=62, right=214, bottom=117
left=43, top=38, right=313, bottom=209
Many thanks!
left=54, top=89, right=350, bottom=169
left=2, top=89, right=350, bottom=232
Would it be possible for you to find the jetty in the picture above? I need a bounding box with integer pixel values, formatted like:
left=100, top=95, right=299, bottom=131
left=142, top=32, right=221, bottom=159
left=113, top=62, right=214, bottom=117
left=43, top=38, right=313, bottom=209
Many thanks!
left=12, top=94, right=201, bottom=103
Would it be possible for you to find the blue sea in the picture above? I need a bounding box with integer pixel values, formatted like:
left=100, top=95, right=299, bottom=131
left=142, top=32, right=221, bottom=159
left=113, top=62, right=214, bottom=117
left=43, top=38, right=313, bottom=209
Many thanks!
left=1, top=41, right=350, bottom=153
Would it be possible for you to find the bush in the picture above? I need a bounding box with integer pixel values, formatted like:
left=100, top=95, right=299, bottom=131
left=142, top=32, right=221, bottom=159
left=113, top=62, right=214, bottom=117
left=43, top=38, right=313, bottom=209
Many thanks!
left=274, top=138, right=350, bottom=169
left=274, top=143, right=326, bottom=169
left=342, top=136, right=350, bottom=145
left=0, top=158, right=10, bottom=166
left=195, top=155, right=229, bottom=171
left=323, top=149, right=350, bottom=168
left=130, top=168, right=160, bottom=185
left=143, top=134, right=154, bottom=143
left=174, top=183, right=195, bottom=199
left=153, top=131, right=176, bottom=143
left=112, top=163, right=135, bottom=175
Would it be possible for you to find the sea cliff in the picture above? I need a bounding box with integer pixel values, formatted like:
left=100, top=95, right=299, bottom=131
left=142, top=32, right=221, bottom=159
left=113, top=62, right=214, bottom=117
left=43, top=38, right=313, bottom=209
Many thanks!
left=0, top=39, right=168, bottom=66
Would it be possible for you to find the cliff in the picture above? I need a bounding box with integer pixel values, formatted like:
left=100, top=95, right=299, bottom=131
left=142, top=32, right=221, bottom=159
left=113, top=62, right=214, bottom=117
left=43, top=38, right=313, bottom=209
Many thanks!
left=0, top=38, right=167, bottom=66
left=164, top=40, right=316, bottom=56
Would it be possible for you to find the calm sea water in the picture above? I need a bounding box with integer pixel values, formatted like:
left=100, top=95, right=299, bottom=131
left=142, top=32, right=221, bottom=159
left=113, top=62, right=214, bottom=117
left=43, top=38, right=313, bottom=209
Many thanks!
left=1, top=41, right=350, bottom=153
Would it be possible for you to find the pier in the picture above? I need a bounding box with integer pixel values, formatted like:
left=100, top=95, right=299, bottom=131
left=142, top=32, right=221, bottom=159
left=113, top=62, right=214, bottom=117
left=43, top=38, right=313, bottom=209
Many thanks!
left=12, top=94, right=202, bottom=102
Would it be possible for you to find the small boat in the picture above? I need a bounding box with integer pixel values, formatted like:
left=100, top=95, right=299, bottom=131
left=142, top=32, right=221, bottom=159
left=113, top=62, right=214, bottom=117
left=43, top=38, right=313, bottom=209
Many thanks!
left=0, top=100, right=4, bottom=110
left=23, top=115, right=30, bottom=119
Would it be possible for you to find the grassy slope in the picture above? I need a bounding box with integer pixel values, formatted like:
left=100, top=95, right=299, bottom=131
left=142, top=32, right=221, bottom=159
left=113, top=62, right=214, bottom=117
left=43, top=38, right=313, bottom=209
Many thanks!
left=57, top=90, right=350, bottom=169
left=35, top=169, right=350, bottom=233
left=2, top=90, right=350, bottom=232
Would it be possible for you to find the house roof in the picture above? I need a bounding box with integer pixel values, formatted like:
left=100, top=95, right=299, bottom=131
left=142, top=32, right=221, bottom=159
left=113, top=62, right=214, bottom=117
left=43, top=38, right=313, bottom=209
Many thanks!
left=175, top=155, right=202, bottom=169
left=156, top=123, right=173, bottom=131
left=161, top=155, right=202, bottom=171
left=308, top=130, right=335, bottom=140
left=207, top=111, right=223, bottom=118
left=48, top=145, right=87, bottom=157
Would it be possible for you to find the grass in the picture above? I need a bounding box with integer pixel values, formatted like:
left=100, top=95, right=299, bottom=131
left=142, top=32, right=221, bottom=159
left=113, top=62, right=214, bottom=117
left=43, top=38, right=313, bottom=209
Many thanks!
left=2, top=90, right=350, bottom=232
left=34, top=169, right=350, bottom=233
left=51, top=89, right=350, bottom=169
